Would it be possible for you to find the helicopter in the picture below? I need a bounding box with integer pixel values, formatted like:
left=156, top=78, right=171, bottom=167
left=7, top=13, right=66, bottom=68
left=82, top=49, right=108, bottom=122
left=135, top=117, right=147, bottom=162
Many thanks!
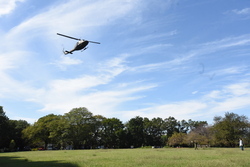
left=57, top=33, right=100, bottom=55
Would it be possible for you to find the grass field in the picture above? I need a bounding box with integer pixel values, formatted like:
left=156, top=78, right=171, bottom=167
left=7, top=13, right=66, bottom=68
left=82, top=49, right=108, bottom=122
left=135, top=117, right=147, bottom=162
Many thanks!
left=0, top=148, right=249, bottom=167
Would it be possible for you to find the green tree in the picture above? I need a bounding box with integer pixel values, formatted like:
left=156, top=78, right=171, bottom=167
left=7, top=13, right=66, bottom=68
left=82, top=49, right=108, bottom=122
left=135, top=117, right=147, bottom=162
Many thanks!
left=163, top=116, right=179, bottom=138
left=9, top=139, right=16, bottom=151
left=0, top=106, right=10, bottom=149
left=212, top=112, right=250, bottom=147
left=9, top=120, right=30, bottom=150
left=144, top=117, right=164, bottom=146
left=126, top=116, right=145, bottom=148
left=168, top=132, right=187, bottom=147
left=63, top=107, right=94, bottom=149
left=187, top=119, right=208, bottom=132
left=100, top=118, right=124, bottom=148
left=88, top=115, right=106, bottom=148
left=22, top=114, right=61, bottom=149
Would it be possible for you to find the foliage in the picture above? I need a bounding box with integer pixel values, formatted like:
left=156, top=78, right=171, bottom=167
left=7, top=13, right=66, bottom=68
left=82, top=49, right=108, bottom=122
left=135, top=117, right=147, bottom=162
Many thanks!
left=0, top=106, right=10, bottom=149
left=100, top=118, right=124, bottom=148
left=1, top=105, right=250, bottom=150
left=143, top=117, right=165, bottom=146
left=62, top=107, right=94, bottom=149
left=185, top=123, right=211, bottom=146
left=168, top=132, right=187, bottom=147
left=9, top=120, right=30, bottom=150
left=162, top=116, right=179, bottom=138
left=9, top=140, right=16, bottom=152
left=125, top=116, right=145, bottom=147
left=211, top=112, right=250, bottom=147
left=22, top=114, right=61, bottom=149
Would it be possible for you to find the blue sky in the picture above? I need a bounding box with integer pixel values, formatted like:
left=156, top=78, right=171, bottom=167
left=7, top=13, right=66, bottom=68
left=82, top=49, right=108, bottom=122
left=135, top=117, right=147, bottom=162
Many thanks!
left=1, top=0, right=250, bottom=124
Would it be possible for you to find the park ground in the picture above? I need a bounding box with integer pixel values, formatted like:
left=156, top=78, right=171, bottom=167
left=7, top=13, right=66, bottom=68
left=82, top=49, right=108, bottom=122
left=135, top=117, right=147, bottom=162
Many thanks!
left=0, top=148, right=249, bottom=167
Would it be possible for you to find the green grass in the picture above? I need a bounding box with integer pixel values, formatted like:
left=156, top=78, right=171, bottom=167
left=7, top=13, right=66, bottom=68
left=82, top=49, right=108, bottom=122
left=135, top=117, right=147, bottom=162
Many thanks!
left=1, top=148, right=250, bottom=167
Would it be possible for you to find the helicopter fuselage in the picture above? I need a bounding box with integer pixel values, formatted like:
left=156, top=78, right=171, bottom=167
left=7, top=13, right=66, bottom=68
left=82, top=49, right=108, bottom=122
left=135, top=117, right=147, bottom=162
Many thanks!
left=74, top=40, right=89, bottom=51
left=65, top=40, right=89, bottom=54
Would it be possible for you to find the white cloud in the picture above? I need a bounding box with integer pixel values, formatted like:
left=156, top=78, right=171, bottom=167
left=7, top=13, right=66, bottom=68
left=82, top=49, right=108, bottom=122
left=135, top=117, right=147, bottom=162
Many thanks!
left=232, top=8, right=250, bottom=15
left=128, top=52, right=193, bottom=73
left=52, top=55, right=83, bottom=70
left=199, top=34, right=250, bottom=54
left=192, top=91, right=198, bottom=95
left=20, top=54, right=157, bottom=116
left=210, top=96, right=250, bottom=114
left=217, top=66, right=248, bottom=75
left=6, top=0, right=142, bottom=39
left=97, top=54, right=129, bottom=76
left=0, top=50, right=31, bottom=72
left=0, top=0, right=25, bottom=16
left=37, top=80, right=158, bottom=116
left=126, top=34, right=250, bottom=74
left=131, top=30, right=178, bottom=44
left=119, top=81, right=250, bottom=123
left=120, top=100, right=207, bottom=121
left=224, top=82, right=250, bottom=96
left=203, top=82, right=250, bottom=118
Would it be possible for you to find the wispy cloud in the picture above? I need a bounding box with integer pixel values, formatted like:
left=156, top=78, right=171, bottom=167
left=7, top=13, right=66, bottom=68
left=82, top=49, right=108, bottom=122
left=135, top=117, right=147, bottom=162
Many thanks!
left=52, top=55, right=83, bottom=70
left=36, top=77, right=158, bottom=116
left=120, top=100, right=207, bottom=122
left=232, top=8, right=250, bottom=15
left=6, top=0, right=142, bottom=38
left=131, top=30, right=178, bottom=44
left=198, top=34, right=250, bottom=54
left=214, top=66, right=249, bottom=76
left=20, top=54, right=157, bottom=116
left=128, top=53, right=193, bottom=73
left=119, top=81, right=250, bottom=123
left=202, top=82, right=250, bottom=118
left=0, top=0, right=25, bottom=16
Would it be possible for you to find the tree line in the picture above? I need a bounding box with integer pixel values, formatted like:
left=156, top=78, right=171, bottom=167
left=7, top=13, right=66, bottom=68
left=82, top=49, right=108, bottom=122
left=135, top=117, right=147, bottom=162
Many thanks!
left=1, top=106, right=250, bottom=151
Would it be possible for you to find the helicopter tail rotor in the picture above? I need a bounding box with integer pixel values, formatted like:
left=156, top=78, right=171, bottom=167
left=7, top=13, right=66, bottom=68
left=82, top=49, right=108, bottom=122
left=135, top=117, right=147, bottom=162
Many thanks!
left=64, top=50, right=73, bottom=55
left=62, top=48, right=72, bottom=55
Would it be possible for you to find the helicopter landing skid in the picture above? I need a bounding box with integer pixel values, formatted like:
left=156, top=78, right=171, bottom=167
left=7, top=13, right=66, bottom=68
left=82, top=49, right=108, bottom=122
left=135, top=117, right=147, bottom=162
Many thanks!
left=81, top=47, right=88, bottom=52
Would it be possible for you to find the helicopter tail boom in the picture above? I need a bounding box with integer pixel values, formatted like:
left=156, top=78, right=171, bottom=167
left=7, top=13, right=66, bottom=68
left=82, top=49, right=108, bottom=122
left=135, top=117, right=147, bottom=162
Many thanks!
left=64, top=50, right=73, bottom=55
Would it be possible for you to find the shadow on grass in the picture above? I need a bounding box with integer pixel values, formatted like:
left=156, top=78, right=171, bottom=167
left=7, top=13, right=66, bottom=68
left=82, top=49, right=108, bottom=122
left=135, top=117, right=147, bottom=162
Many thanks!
left=0, top=155, right=79, bottom=167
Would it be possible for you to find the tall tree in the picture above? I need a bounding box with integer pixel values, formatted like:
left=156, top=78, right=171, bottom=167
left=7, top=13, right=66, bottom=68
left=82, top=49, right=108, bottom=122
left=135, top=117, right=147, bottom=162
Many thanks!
left=9, top=120, right=30, bottom=150
left=163, top=116, right=179, bottom=138
left=63, top=107, right=94, bottom=149
left=100, top=118, right=124, bottom=148
left=22, top=114, right=61, bottom=149
left=125, top=116, right=145, bottom=148
left=187, top=119, right=208, bottom=132
left=0, top=106, right=10, bottom=149
left=89, top=115, right=106, bottom=148
left=212, top=112, right=250, bottom=147
left=144, top=117, right=164, bottom=146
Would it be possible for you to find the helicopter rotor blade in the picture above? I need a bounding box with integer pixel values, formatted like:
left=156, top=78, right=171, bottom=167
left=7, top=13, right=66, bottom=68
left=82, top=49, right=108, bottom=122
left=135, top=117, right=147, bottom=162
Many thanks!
left=87, top=40, right=100, bottom=44
left=57, top=33, right=80, bottom=40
